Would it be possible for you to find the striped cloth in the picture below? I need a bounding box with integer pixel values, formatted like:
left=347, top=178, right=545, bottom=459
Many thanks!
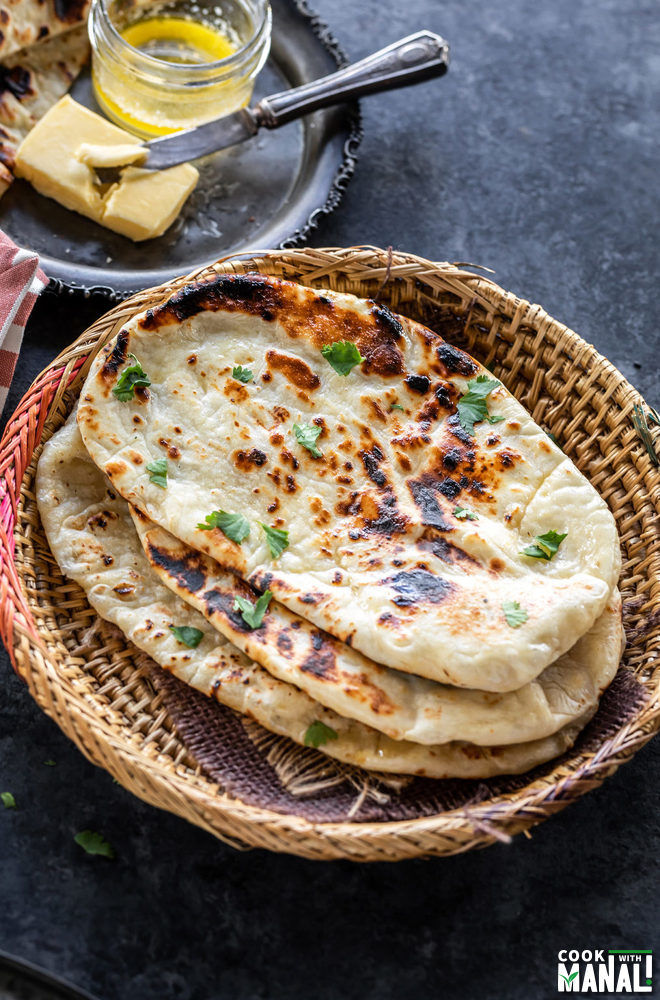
left=0, top=231, right=48, bottom=416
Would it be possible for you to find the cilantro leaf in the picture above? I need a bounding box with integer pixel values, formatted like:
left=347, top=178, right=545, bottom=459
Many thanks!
left=1, top=791, right=16, bottom=809
left=502, top=601, right=528, bottom=628
left=454, top=506, right=478, bottom=521
left=259, top=523, right=289, bottom=559
left=169, top=625, right=204, bottom=648
left=146, top=458, right=168, bottom=488
left=74, top=830, right=115, bottom=858
left=197, top=510, right=250, bottom=543
left=456, top=375, right=501, bottom=435
left=304, top=720, right=339, bottom=748
left=522, top=530, right=567, bottom=561
left=390, top=403, right=405, bottom=412
left=232, top=365, right=253, bottom=383
left=293, top=422, right=322, bottom=458
left=487, top=415, right=506, bottom=424
left=320, top=340, right=364, bottom=376
left=112, top=354, right=151, bottom=401
left=234, top=590, right=273, bottom=629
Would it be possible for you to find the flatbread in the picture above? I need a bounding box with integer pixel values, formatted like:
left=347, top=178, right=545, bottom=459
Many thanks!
left=78, top=275, right=621, bottom=691
left=0, top=0, right=89, bottom=61
left=132, top=505, right=622, bottom=746
left=0, top=26, right=89, bottom=195
left=35, top=416, right=594, bottom=779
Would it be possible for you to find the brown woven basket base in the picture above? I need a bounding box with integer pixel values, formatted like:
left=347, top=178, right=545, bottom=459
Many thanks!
left=1, top=246, right=659, bottom=861
left=153, top=665, right=647, bottom=825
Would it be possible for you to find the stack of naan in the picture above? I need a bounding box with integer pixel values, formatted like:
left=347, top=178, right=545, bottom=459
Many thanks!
left=36, top=275, right=624, bottom=778
left=0, top=0, right=90, bottom=196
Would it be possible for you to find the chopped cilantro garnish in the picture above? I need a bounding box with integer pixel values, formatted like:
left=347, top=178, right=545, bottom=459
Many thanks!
left=1, top=792, right=16, bottom=809
left=390, top=403, right=405, bottom=412
left=522, top=530, right=567, bottom=561
left=502, top=601, right=528, bottom=628
left=146, top=458, right=168, bottom=488
left=169, top=625, right=204, bottom=648
left=304, top=720, right=339, bottom=748
left=74, top=830, right=115, bottom=858
left=454, top=506, right=478, bottom=521
left=43, top=760, right=56, bottom=766
left=259, top=523, right=289, bottom=559
left=293, top=422, right=322, bottom=458
left=232, top=365, right=253, bottom=383
left=112, top=354, right=151, bottom=401
left=320, top=340, right=364, bottom=376
left=197, top=510, right=250, bottom=543
left=234, top=590, right=273, bottom=629
left=456, top=375, right=501, bottom=435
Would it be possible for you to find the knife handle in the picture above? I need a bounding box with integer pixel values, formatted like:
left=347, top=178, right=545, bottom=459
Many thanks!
left=254, top=30, right=450, bottom=129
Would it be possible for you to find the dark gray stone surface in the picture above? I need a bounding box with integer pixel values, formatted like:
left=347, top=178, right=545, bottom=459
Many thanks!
left=1, top=0, right=658, bottom=998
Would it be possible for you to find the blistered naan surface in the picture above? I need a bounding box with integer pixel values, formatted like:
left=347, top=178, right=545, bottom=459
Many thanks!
left=78, top=275, right=621, bottom=690
left=35, top=416, right=594, bottom=778
left=133, top=507, right=622, bottom=746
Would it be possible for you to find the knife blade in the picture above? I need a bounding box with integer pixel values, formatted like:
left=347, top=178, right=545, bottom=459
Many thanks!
left=140, top=30, right=450, bottom=170
left=144, top=108, right=259, bottom=169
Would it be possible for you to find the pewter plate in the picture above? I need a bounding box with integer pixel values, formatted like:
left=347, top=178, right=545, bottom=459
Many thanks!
left=0, top=0, right=361, bottom=298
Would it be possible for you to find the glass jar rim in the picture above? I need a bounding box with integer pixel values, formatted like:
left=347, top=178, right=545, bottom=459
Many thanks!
left=92, top=0, right=271, bottom=75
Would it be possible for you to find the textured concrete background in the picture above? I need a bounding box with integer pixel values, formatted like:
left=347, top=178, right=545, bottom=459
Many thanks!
left=1, top=0, right=658, bottom=998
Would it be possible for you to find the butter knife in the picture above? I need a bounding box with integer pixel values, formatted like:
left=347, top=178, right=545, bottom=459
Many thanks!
left=143, top=30, right=450, bottom=169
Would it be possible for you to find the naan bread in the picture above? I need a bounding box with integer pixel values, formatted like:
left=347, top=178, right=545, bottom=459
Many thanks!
left=35, top=416, right=593, bottom=779
left=0, top=26, right=89, bottom=195
left=0, top=0, right=89, bottom=60
left=78, top=275, right=621, bottom=691
left=132, top=506, right=622, bottom=746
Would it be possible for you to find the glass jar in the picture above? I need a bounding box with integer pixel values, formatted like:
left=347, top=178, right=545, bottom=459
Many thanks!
left=88, top=0, right=271, bottom=138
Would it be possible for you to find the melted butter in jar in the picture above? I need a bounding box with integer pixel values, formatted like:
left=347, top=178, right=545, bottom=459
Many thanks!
left=120, top=16, right=236, bottom=64
left=89, top=0, right=271, bottom=137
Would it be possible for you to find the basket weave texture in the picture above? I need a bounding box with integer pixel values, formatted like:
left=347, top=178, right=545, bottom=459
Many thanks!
left=1, top=246, right=659, bottom=861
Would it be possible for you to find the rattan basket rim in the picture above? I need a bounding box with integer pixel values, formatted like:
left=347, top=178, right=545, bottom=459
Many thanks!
left=1, top=245, right=659, bottom=861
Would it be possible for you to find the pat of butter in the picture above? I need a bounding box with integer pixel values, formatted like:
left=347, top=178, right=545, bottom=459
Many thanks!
left=76, top=142, right=148, bottom=169
left=103, top=165, right=199, bottom=241
left=15, top=95, right=198, bottom=241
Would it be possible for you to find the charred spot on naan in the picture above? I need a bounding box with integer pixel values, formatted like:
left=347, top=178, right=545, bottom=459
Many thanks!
left=416, top=531, right=480, bottom=567
left=265, top=350, right=320, bottom=391
left=232, top=448, right=268, bottom=472
left=408, top=478, right=455, bottom=532
left=223, top=380, right=250, bottom=403
left=435, top=342, right=479, bottom=378
left=300, top=631, right=338, bottom=681
left=145, top=537, right=207, bottom=595
left=360, top=494, right=409, bottom=536
left=86, top=509, right=118, bottom=532
left=202, top=587, right=254, bottom=633
left=100, top=329, right=129, bottom=383
left=140, top=274, right=285, bottom=329
left=54, top=0, right=90, bottom=25
left=138, top=275, right=407, bottom=378
left=0, top=65, right=34, bottom=103
left=359, top=444, right=388, bottom=487
left=405, top=373, right=431, bottom=394
left=386, top=568, right=453, bottom=607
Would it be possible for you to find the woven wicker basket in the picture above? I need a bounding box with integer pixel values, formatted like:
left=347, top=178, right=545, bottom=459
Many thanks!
left=1, top=246, right=659, bottom=861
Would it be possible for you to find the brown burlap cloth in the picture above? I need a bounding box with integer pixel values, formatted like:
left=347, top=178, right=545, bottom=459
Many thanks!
left=149, top=664, right=648, bottom=824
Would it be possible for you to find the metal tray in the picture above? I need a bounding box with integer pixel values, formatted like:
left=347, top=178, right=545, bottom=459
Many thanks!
left=0, top=0, right=361, bottom=298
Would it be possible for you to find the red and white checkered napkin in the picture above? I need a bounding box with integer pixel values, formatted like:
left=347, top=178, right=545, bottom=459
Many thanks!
left=0, top=230, right=47, bottom=416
